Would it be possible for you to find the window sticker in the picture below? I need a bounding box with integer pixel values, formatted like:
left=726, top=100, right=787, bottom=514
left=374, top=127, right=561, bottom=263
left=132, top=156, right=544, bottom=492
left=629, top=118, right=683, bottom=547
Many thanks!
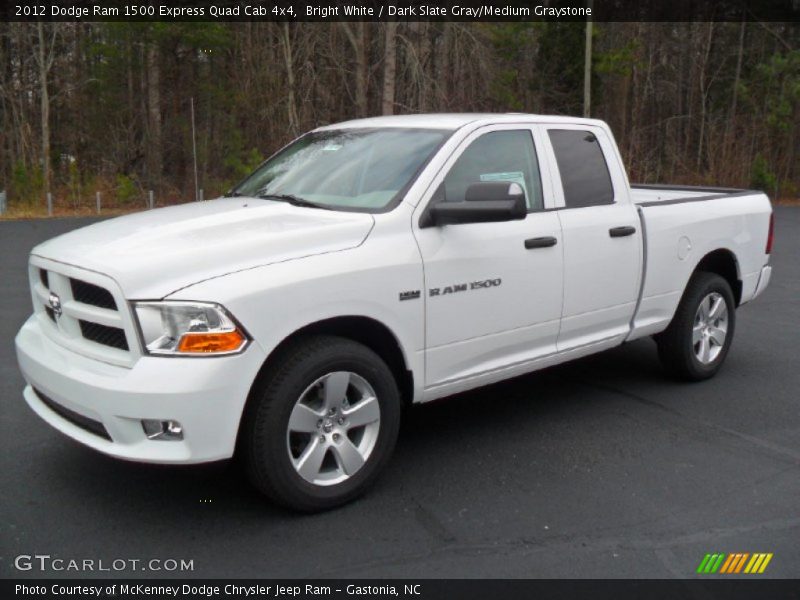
left=479, top=171, right=527, bottom=199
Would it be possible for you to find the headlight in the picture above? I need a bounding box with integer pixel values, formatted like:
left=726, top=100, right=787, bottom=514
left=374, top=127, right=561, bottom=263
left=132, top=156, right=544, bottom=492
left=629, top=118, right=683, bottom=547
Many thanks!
left=133, top=301, right=248, bottom=356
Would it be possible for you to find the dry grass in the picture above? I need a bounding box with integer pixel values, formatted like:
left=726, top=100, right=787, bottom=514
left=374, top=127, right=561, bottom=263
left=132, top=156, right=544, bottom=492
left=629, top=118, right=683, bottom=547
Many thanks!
left=0, top=206, right=140, bottom=220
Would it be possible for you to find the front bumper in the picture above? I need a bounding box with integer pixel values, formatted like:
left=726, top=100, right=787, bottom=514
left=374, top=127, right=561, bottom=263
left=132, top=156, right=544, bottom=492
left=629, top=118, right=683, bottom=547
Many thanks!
left=15, top=315, right=267, bottom=464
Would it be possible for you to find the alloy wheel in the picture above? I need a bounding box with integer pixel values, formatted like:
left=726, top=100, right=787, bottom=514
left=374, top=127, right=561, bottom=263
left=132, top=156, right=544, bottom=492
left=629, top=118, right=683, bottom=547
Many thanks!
left=286, top=371, right=381, bottom=486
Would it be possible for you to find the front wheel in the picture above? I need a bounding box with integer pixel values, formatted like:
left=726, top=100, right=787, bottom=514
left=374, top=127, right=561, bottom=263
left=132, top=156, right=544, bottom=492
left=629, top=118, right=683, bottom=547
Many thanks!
left=655, top=271, right=736, bottom=381
left=241, top=335, right=401, bottom=511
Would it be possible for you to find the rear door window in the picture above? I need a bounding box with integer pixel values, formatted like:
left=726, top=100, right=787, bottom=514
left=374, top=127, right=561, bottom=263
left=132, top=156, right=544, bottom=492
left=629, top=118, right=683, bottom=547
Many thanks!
left=547, top=129, right=614, bottom=208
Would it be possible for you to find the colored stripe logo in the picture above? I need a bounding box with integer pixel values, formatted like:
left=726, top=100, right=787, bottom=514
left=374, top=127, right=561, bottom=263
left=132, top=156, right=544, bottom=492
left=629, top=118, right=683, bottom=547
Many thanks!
left=696, top=553, right=773, bottom=574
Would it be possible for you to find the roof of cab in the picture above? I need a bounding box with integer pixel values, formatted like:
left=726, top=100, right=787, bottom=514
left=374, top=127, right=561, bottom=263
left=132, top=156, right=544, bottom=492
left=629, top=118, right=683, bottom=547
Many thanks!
left=314, top=113, right=608, bottom=131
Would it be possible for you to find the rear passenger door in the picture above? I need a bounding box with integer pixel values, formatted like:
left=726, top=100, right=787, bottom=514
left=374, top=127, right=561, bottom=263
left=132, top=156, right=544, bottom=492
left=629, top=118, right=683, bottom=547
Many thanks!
left=541, top=125, right=642, bottom=351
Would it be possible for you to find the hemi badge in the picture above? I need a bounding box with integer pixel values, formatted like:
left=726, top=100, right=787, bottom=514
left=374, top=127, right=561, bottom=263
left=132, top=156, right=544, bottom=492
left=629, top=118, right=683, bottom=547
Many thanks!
left=399, top=290, right=421, bottom=301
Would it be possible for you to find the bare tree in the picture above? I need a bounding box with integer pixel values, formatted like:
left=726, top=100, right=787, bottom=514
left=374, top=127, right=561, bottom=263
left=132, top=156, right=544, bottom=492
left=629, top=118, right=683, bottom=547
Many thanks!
left=280, top=23, right=300, bottom=134
left=381, top=22, right=398, bottom=115
left=583, top=4, right=593, bottom=117
left=145, top=38, right=162, bottom=185
left=340, top=22, right=369, bottom=116
left=34, top=23, right=57, bottom=194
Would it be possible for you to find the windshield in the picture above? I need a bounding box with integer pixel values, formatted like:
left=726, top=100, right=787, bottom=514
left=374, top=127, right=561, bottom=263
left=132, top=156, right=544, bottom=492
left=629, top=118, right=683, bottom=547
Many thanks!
left=232, top=128, right=450, bottom=211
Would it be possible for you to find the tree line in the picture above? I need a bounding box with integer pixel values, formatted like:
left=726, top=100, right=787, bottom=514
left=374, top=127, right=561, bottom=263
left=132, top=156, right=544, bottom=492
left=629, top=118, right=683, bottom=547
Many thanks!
left=0, top=21, right=797, bottom=211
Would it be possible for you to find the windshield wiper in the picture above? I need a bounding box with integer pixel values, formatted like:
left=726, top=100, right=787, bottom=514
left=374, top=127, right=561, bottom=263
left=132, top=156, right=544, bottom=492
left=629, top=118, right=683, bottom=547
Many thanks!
left=224, top=191, right=244, bottom=198
left=256, top=193, right=331, bottom=210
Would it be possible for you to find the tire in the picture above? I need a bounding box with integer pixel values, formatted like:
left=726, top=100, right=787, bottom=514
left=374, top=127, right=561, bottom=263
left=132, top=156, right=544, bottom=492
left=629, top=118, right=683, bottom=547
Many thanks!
left=655, top=271, right=736, bottom=381
left=241, top=335, right=401, bottom=512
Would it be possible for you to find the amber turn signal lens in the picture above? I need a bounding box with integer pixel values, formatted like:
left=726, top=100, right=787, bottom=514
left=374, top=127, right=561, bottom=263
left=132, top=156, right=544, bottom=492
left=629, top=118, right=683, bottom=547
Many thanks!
left=177, top=330, right=245, bottom=353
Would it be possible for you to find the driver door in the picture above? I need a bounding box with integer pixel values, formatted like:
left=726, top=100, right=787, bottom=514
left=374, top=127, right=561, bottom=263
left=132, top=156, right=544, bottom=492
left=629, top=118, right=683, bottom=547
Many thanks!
left=413, top=126, right=564, bottom=390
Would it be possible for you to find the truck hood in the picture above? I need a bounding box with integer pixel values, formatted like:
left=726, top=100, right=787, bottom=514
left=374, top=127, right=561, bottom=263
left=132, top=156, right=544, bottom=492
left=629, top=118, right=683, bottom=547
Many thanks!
left=32, top=198, right=374, bottom=298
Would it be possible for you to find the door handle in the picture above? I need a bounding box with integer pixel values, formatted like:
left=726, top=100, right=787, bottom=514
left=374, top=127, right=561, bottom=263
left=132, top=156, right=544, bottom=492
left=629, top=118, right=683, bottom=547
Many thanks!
left=609, top=226, right=636, bottom=238
left=524, top=236, right=558, bottom=249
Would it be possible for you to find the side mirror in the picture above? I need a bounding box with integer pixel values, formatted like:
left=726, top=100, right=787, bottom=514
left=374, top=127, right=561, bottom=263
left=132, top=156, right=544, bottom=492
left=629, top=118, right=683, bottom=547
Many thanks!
left=423, top=181, right=527, bottom=227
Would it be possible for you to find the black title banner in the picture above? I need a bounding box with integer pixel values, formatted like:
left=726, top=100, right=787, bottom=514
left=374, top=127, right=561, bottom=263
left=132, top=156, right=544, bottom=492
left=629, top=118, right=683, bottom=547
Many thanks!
left=3, top=0, right=800, bottom=22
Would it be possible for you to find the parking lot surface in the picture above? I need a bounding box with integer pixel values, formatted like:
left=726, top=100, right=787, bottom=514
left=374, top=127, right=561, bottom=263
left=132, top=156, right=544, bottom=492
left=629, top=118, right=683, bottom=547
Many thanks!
left=1, top=209, right=798, bottom=578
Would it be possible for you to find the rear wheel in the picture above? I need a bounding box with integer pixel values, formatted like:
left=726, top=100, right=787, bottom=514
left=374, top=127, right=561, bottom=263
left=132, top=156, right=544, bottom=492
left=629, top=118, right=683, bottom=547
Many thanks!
left=656, top=272, right=736, bottom=381
left=241, top=335, right=401, bottom=511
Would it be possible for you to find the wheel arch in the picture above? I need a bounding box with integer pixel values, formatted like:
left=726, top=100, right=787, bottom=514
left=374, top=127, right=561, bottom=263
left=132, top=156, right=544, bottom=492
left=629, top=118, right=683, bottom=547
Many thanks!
left=236, top=315, right=414, bottom=451
left=692, top=248, right=742, bottom=306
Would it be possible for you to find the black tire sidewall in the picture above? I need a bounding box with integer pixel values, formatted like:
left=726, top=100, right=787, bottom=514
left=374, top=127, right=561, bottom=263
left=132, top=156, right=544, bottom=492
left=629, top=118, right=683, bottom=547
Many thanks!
left=246, top=337, right=401, bottom=510
left=678, top=274, right=736, bottom=379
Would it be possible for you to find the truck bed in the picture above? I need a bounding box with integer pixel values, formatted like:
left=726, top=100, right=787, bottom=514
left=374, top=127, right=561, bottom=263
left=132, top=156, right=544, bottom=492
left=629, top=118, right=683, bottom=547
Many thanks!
left=631, top=183, right=753, bottom=206
left=626, top=183, right=772, bottom=342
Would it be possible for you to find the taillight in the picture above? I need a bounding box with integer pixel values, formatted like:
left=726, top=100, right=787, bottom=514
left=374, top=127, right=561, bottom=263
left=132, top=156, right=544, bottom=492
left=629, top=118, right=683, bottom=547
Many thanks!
left=766, top=213, right=774, bottom=254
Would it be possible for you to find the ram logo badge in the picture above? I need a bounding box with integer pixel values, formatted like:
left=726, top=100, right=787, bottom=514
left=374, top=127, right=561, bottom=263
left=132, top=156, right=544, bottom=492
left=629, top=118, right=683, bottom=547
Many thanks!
left=429, top=278, right=502, bottom=297
left=48, top=292, right=62, bottom=318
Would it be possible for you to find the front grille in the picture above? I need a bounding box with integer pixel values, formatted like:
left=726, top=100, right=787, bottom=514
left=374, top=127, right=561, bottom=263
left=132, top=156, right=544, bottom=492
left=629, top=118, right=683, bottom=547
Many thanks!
left=33, top=388, right=112, bottom=441
left=79, top=320, right=129, bottom=350
left=70, top=278, right=117, bottom=310
left=31, top=260, right=134, bottom=364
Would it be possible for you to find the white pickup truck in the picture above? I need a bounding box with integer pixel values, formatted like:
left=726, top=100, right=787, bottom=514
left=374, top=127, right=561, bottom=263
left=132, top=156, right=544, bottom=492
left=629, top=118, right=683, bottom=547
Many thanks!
left=16, top=114, right=773, bottom=510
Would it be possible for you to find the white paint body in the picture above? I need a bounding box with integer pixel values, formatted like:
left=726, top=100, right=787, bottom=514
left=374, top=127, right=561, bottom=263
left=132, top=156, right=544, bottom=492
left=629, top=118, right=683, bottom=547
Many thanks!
left=15, top=114, right=773, bottom=463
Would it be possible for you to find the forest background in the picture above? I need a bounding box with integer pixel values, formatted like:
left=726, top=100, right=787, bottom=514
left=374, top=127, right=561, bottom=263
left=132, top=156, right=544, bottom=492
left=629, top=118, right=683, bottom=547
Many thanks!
left=1, top=20, right=798, bottom=216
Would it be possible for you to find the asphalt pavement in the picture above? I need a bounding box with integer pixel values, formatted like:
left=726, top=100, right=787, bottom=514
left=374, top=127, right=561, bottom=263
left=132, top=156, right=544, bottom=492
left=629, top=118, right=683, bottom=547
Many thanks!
left=1, top=209, right=798, bottom=579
